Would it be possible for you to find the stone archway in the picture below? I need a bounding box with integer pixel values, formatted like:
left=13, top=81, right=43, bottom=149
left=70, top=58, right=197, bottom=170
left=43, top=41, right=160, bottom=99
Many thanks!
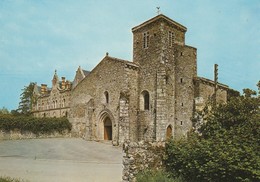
left=166, top=125, right=172, bottom=140
left=104, top=117, right=112, bottom=140
left=98, top=109, right=116, bottom=143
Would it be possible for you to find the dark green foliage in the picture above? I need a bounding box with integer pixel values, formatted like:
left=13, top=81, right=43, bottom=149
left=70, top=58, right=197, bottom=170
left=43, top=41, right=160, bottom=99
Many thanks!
left=0, top=115, right=71, bottom=134
left=136, top=169, right=184, bottom=182
left=17, top=82, right=35, bottom=115
left=165, top=87, right=260, bottom=182
left=0, top=176, right=25, bottom=182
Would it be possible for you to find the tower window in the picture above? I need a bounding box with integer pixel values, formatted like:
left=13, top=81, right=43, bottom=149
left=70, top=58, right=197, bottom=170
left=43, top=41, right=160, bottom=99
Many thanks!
left=104, top=91, right=109, bottom=104
left=140, top=90, right=150, bottom=110
left=180, top=121, right=183, bottom=125
left=143, top=32, right=149, bottom=48
left=168, top=31, right=175, bottom=47
left=180, top=78, right=183, bottom=83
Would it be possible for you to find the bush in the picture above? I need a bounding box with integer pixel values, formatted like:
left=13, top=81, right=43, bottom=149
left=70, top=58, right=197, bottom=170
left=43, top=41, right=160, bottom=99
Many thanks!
left=165, top=90, right=260, bottom=182
left=0, top=114, right=71, bottom=134
left=0, top=176, right=25, bottom=182
left=136, top=170, right=185, bottom=182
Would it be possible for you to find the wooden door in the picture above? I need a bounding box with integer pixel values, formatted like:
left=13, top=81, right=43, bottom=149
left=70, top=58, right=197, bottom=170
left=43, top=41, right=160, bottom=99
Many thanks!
left=104, top=117, right=112, bottom=140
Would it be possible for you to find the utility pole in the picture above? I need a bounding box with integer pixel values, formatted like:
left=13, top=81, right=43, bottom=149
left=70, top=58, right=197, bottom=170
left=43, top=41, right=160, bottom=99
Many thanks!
left=214, top=64, right=218, bottom=107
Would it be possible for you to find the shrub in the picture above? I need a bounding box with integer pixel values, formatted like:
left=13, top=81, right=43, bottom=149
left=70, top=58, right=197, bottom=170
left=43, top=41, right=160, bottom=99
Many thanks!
left=136, top=169, right=185, bottom=182
left=165, top=89, right=260, bottom=182
left=0, top=176, right=25, bottom=182
left=0, top=114, right=71, bottom=134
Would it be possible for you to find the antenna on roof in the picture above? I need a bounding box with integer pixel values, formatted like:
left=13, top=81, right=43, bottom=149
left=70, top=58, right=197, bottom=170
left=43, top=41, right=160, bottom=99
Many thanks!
left=156, top=7, right=161, bottom=15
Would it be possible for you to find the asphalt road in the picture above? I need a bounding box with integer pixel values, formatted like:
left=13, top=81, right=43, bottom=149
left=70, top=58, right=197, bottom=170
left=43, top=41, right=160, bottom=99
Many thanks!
left=0, top=138, right=122, bottom=182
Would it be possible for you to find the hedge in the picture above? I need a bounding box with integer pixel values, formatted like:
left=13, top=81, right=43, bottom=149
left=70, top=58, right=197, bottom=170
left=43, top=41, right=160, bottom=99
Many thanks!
left=0, top=114, right=72, bottom=134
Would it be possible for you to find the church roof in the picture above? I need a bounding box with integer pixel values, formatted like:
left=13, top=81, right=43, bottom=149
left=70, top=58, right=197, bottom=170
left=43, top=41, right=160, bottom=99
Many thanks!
left=106, top=55, right=139, bottom=68
left=196, top=77, right=229, bottom=90
left=82, top=70, right=90, bottom=76
left=132, top=14, right=187, bottom=33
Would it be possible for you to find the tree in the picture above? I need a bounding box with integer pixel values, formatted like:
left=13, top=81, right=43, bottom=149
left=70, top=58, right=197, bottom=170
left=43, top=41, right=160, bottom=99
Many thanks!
left=0, top=107, right=9, bottom=114
left=166, top=84, right=260, bottom=182
left=17, top=82, right=36, bottom=115
left=257, top=80, right=260, bottom=94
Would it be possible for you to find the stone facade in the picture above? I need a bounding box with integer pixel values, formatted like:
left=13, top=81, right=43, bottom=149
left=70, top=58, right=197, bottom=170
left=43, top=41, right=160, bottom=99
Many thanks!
left=194, top=77, right=229, bottom=111
left=33, top=14, right=233, bottom=145
left=32, top=67, right=88, bottom=118
left=70, top=14, right=231, bottom=144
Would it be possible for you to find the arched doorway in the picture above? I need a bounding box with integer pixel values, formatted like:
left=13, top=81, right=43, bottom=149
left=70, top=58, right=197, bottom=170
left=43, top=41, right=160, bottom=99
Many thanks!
left=104, top=117, right=112, bottom=140
left=166, top=125, right=172, bottom=140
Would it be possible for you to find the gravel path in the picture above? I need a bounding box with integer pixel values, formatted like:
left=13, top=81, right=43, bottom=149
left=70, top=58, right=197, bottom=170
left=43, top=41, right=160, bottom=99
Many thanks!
left=0, top=138, right=122, bottom=182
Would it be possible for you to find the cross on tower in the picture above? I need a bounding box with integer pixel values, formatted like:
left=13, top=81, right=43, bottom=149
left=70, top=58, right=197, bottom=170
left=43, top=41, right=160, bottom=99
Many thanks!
left=156, top=7, right=161, bottom=15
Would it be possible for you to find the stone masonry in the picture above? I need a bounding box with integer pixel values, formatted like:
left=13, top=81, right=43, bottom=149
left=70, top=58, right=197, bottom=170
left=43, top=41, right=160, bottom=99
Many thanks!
left=33, top=14, right=234, bottom=145
left=32, top=67, right=89, bottom=118
left=122, top=141, right=165, bottom=182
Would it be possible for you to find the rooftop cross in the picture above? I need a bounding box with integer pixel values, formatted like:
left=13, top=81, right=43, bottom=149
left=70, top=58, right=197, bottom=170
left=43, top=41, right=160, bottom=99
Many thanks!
left=156, top=7, right=161, bottom=15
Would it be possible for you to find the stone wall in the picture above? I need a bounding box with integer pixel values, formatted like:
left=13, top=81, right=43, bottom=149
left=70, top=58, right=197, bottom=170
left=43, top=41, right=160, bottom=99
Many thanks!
left=70, top=55, right=139, bottom=145
left=32, top=72, right=72, bottom=118
left=174, top=45, right=197, bottom=140
left=122, top=141, right=165, bottom=182
left=194, top=77, right=229, bottom=111
left=0, top=130, right=71, bottom=140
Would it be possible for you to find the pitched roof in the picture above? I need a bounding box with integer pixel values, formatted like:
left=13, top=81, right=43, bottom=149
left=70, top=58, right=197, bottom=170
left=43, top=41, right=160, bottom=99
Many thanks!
left=196, top=77, right=229, bottom=89
left=106, top=55, right=139, bottom=68
left=132, top=14, right=187, bottom=33
left=82, top=70, right=90, bottom=76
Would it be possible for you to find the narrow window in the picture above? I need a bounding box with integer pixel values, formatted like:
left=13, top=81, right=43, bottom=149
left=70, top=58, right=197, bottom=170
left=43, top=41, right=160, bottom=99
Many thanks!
left=166, top=125, right=173, bottom=139
left=143, top=32, right=149, bottom=48
left=143, top=91, right=150, bottom=110
left=168, top=31, right=175, bottom=47
left=165, top=75, right=169, bottom=84
left=180, top=78, right=183, bottom=83
left=180, top=121, right=183, bottom=125
left=181, top=103, right=184, bottom=107
left=104, top=91, right=109, bottom=104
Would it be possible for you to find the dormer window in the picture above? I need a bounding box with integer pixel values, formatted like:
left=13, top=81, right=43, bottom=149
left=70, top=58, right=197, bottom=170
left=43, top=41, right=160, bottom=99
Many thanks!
left=168, top=31, right=175, bottom=47
left=143, top=32, right=149, bottom=48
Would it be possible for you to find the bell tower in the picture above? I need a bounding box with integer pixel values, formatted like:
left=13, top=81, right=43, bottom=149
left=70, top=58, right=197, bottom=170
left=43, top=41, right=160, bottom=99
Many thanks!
left=132, top=14, right=197, bottom=141
left=132, top=14, right=187, bottom=65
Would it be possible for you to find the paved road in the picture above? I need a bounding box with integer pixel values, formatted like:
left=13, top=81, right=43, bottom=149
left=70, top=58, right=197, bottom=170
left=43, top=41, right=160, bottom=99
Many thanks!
left=0, top=138, right=122, bottom=182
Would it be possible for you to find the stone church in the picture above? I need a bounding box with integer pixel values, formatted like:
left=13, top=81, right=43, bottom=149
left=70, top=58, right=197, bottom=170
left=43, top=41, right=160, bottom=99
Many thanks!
left=32, top=14, right=232, bottom=145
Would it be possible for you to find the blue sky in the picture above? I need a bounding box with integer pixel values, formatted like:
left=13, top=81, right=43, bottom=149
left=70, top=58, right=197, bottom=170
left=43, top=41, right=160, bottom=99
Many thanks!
left=0, top=0, right=259, bottom=111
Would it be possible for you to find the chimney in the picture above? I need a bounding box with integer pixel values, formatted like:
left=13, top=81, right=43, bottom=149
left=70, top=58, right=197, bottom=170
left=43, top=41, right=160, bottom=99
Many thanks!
left=41, top=84, right=47, bottom=94
left=61, top=77, right=66, bottom=89
left=65, top=81, right=71, bottom=89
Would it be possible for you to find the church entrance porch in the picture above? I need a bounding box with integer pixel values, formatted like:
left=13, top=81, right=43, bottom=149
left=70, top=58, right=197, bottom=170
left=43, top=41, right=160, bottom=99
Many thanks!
left=104, top=117, right=112, bottom=140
